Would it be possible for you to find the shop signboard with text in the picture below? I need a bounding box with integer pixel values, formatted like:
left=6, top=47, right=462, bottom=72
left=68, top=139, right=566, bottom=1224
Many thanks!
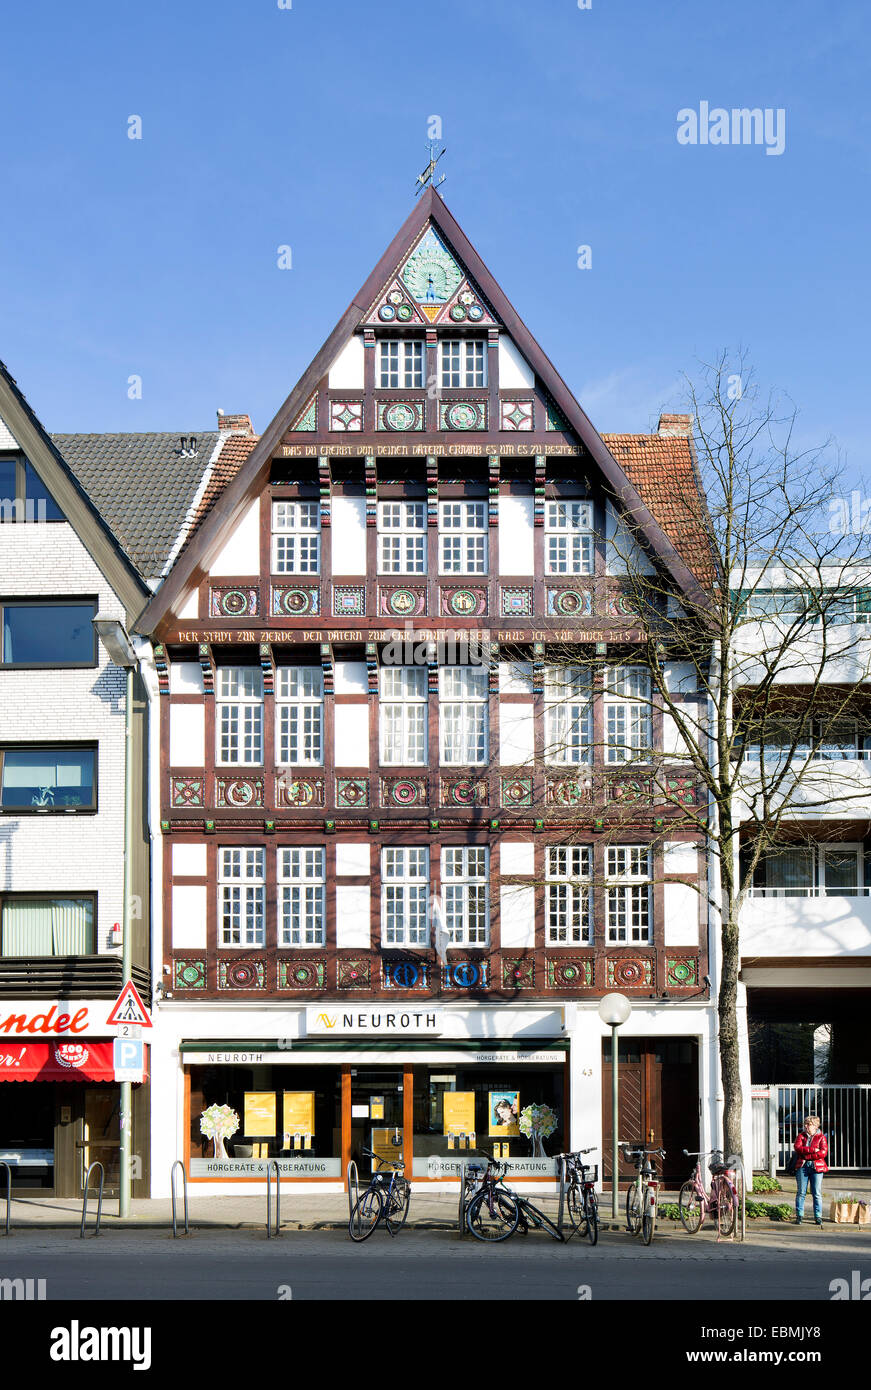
left=304, top=1008, right=442, bottom=1036
left=0, top=1000, right=138, bottom=1039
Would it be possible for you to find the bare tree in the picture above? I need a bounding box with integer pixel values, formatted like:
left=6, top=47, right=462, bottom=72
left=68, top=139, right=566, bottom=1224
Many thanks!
left=505, top=353, right=871, bottom=1158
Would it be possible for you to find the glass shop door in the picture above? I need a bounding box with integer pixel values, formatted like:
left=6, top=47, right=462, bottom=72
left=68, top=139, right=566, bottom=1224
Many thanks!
left=349, top=1069, right=404, bottom=1177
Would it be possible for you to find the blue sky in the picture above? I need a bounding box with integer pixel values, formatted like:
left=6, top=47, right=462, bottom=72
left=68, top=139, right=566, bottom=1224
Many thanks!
left=1, top=0, right=868, bottom=476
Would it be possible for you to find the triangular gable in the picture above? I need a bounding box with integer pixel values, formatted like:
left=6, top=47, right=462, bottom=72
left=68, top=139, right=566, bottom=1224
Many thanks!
left=135, top=188, right=709, bottom=633
left=362, top=224, right=498, bottom=329
left=0, top=361, right=148, bottom=619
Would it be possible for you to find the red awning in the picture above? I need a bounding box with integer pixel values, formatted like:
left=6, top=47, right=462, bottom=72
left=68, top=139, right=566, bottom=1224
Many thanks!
left=0, top=1041, right=146, bottom=1082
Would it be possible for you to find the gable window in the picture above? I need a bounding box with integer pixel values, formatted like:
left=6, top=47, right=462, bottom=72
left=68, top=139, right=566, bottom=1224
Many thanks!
left=0, top=895, right=95, bottom=956
left=605, top=846, right=652, bottom=944
left=0, top=746, right=96, bottom=811
left=271, top=501, right=320, bottom=574
left=0, top=457, right=64, bottom=523
left=378, top=341, right=425, bottom=389
left=0, top=600, right=96, bottom=667
left=440, top=666, right=488, bottom=765
left=440, top=340, right=487, bottom=388
left=546, top=846, right=592, bottom=945
left=380, top=666, right=427, bottom=765
left=381, top=847, right=429, bottom=946
left=218, top=848, right=265, bottom=947
left=279, top=847, right=326, bottom=946
left=604, top=665, right=652, bottom=763
left=217, top=668, right=263, bottom=765
left=544, top=666, right=592, bottom=765
left=439, top=501, right=487, bottom=574
left=545, top=501, right=594, bottom=575
left=276, top=668, right=323, bottom=765
left=377, top=501, right=426, bottom=574
left=442, top=846, right=489, bottom=946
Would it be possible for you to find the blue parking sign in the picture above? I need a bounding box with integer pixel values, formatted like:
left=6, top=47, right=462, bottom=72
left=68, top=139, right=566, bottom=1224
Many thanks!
left=113, top=1037, right=144, bottom=1081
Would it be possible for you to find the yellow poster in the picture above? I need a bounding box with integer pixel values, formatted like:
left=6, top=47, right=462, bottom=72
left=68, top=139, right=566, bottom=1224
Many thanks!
left=371, top=1128, right=403, bottom=1166
left=244, top=1091, right=276, bottom=1137
left=443, top=1091, right=476, bottom=1136
left=283, top=1091, right=315, bottom=1136
left=370, top=1096, right=385, bottom=1120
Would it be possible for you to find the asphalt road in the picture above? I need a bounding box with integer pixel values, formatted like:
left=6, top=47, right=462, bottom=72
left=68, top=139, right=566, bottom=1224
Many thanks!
left=1, top=1226, right=868, bottom=1301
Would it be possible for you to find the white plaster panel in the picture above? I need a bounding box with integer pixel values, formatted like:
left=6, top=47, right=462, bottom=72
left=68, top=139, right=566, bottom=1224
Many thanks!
left=500, top=885, right=536, bottom=949
left=171, top=885, right=208, bottom=948
left=209, top=499, right=260, bottom=576
left=336, top=843, right=370, bottom=877
left=169, top=662, right=205, bottom=696
left=498, top=335, right=535, bottom=389
left=170, top=704, right=205, bottom=766
left=663, top=841, right=699, bottom=875
left=328, top=335, right=365, bottom=388
left=334, top=704, right=370, bottom=766
left=172, top=843, right=207, bottom=878
left=663, top=881, right=700, bottom=946
left=331, top=495, right=367, bottom=574
left=500, top=704, right=534, bottom=765
left=498, top=495, right=534, bottom=575
left=334, top=661, right=368, bottom=695
left=499, top=841, right=535, bottom=877
left=178, top=590, right=200, bottom=621
left=605, top=500, right=655, bottom=576
left=499, top=661, right=533, bottom=695
left=336, top=884, right=371, bottom=948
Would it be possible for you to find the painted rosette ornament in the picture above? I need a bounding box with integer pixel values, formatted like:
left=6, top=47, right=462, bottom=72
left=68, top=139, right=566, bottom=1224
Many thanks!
left=199, top=1103, right=240, bottom=1160
left=518, top=1103, right=558, bottom=1158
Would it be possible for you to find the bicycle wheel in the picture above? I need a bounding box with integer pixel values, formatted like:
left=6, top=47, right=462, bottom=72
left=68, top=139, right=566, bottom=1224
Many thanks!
left=716, top=1179, right=737, bottom=1237
left=385, top=1178, right=411, bottom=1236
left=626, top=1183, right=642, bottom=1235
left=641, top=1191, right=657, bottom=1246
left=348, top=1187, right=383, bottom=1242
left=678, top=1180, right=704, bottom=1234
left=467, top=1189, right=520, bottom=1242
left=584, top=1190, right=599, bottom=1247
left=567, top=1183, right=588, bottom=1238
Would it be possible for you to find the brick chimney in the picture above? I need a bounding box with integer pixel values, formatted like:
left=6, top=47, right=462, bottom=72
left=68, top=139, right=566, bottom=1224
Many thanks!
left=657, top=413, right=693, bottom=437
left=217, top=411, right=255, bottom=435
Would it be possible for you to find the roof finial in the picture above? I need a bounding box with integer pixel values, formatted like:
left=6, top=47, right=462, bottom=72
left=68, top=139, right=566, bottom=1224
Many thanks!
left=415, top=140, right=446, bottom=197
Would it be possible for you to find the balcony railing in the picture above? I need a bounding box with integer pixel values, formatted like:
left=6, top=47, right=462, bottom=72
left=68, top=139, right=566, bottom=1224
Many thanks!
left=748, top=887, right=871, bottom=898
left=0, top=956, right=151, bottom=999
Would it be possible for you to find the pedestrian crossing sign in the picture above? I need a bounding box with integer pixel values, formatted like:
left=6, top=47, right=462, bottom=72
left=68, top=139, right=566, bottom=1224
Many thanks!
left=106, top=980, right=153, bottom=1028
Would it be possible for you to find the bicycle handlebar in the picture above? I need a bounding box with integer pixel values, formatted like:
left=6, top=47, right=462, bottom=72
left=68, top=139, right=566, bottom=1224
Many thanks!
left=361, top=1146, right=405, bottom=1171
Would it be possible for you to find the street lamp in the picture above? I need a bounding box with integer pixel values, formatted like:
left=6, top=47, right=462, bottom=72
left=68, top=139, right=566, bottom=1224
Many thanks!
left=93, top=617, right=137, bottom=1219
left=598, top=992, right=632, bottom=1220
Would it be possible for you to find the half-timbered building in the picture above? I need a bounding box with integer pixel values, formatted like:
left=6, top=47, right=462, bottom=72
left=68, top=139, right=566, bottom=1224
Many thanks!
left=136, top=190, right=719, bottom=1192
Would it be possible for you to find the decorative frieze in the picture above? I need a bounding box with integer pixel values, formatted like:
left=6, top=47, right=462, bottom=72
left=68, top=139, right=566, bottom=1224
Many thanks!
left=502, top=957, right=535, bottom=989
left=606, top=956, right=653, bottom=989
left=174, top=959, right=207, bottom=990
left=439, top=400, right=487, bottom=431
left=440, top=776, right=488, bottom=808
left=377, top=401, right=425, bottom=432
left=278, top=959, right=326, bottom=990
left=443, top=960, right=488, bottom=990
left=333, top=584, right=366, bottom=617
left=546, top=957, right=593, bottom=989
left=501, top=400, right=534, bottom=431
left=217, top=959, right=266, bottom=991
left=666, top=957, right=699, bottom=989
left=330, top=400, right=363, bottom=431
left=335, top=776, right=369, bottom=808
left=271, top=585, right=320, bottom=617
left=171, top=776, right=205, bottom=808
left=276, top=775, right=325, bottom=808
left=337, top=958, right=371, bottom=989
left=215, top=776, right=265, bottom=809
left=546, top=775, right=592, bottom=808
left=440, top=586, right=487, bottom=617
left=546, top=587, right=593, bottom=617
left=500, top=586, right=533, bottom=618
left=379, top=586, right=426, bottom=618
left=382, top=958, right=430, bottom=991
left=380, top=776, right=428, bottom=808
left=500, top=775, right=533, bottom=808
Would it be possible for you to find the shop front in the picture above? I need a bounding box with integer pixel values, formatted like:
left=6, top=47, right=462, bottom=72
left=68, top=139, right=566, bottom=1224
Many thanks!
left=158, top=1005, right=570, bottom=1192
left=0, top=1000, right=150, bottom=1197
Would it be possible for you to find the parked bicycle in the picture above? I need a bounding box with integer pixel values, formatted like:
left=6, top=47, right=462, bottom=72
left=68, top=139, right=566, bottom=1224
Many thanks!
left=348, top=1147, right=411, bottom=1241
left=679, top=1149, right=738, bottom=1237
left=464, top=1155, right=521, bottom=1242
left=620, top=1142, right=665, bottom=1246
left=555, top=1149, right=599, bottom=1245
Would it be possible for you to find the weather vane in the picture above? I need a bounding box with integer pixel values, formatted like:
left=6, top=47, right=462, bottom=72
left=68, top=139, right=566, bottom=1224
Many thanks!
left=415, top=141, right=446, bottom=196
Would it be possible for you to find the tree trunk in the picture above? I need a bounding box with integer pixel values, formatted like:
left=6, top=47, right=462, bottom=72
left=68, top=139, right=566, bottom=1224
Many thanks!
left=718, top=895, right=743, bottom=1159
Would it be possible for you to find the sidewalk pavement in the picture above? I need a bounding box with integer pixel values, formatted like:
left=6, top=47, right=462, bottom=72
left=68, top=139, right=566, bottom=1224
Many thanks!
left=5, top=1177, right=870, bottom=1232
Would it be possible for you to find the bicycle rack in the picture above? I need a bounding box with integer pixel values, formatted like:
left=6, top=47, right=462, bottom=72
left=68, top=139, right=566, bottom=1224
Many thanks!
left=1, top=1162, right=10, bottom=1237
left=80, top=1161, right=105, bottom=1239
left=266, top=1160, right=281, bottom=1238
left=726, top=1153, right=746, bottom=1243
left=458, top=1161, right=468, bottom=1238
left=556, top=1155, right=567, bottom=1237
left=347, top=1160, right=359, bottom=1223
left=170, top=1160, right=190, bottom=1238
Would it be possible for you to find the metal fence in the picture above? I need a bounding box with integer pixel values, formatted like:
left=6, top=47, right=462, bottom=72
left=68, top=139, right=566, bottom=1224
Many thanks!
left=752, top=1085, right=871, bottom=1172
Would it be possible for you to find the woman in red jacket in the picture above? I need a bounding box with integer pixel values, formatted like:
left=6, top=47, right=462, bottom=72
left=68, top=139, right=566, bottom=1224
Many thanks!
left=793, top=1115, right=828, bottom=1225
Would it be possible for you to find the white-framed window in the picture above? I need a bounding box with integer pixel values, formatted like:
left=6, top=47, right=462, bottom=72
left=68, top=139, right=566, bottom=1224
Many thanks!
left=604, top=665, right=652, bottom=763
left=750, top=842, right=865, bottom=897
left=440, top=339, right=487, bottom=388
left=380, top=666, right=428, bottom=765
left=278, top=847, right=326, bottom=946
left=545, top=500, right=594, bottom=575
left=217, top=668, right=263, bottom=765
left=439, top=501, right=488, bottom=574
left=546, top=846, right=592, bottom=945
left=271, top=500, right=320, bottom=574
left=440, top=666, right=488, bottom=765
left=276, top=667, right=323, bottom=765
left=377, top=501, right=426, bottom=574
left=378, top=340, right=425, bottom=389
left=605, top=846, right=652, bottom=944
left=544, top=665, right=592, bottom=765
left=442, top=846, right=489, bottom=946
left=218, top=848, right=265, bottom=947
left=381, top=846, right=429, bottom=946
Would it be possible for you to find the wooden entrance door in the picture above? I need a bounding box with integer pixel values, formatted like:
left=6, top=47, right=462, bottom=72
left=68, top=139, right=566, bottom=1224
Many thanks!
left=602, top=1037, right=699, bottom=1183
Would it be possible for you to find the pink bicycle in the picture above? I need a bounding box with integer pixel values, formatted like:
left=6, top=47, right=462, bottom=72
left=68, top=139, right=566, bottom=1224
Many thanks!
left=679, top=1149, right=738, bottom=1236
